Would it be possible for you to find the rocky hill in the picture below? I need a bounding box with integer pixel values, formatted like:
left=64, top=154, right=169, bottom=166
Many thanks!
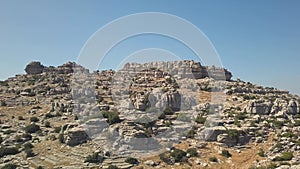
left=0, top=60, right=299, bottom=169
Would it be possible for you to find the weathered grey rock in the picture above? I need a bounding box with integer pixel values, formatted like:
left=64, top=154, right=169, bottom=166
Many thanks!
left=64, top=127, right=89, bottom=146
left=246, top=100, right=272, bottom=114
left=25, top=61, right=44, bottom=74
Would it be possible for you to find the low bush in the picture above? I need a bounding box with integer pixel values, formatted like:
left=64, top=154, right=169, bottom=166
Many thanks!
left=25, top=123, right=40, bottom=133
left=170, top=148, right=187, bottom=162
left=274, top=152, right=293, bottom=161
left=125, top=157, right=139, bottom=164
left=195, top=115, right=206, bottom=124
left=84, top=152, right=104, bottom=163
left=101, top=111, right=121, bottom=125
left=258, top=149, right=265, bottom=157
left=187, top=148, right=198, bottom=157
left=221, top=150, right=232, bottom=158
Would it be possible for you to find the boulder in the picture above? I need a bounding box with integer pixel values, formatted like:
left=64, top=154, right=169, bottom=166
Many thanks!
left=64, top=127, right=89, bottom=146
left=25, top=61, right=44, bottom=74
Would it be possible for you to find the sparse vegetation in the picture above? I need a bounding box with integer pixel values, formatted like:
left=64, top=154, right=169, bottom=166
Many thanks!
left=170, top=148, right=187, bottom=162
left=258, top=149, right=265, bottom=157
left=101, top=111, right=121, bottom=125
left=125, top=157, right=139, bottom=165
left=221, top=150, right=232, bottom=158
left=274, top=152, right=293, bottom=161
left=1, top=164, right=17, bottom=169
left=187, top=148, right=198, bottom=157
left=84, top=152, right=104, bottom=163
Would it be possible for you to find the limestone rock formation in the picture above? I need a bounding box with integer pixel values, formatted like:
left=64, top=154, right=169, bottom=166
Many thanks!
left=24, top=61, right=44, bottom=74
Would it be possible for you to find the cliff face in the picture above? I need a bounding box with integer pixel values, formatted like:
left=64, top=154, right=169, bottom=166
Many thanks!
left=121, top=60, right=232, bottom=81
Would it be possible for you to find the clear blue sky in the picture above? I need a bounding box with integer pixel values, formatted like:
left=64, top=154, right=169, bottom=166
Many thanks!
left=0, top=0, right=300, bottom=95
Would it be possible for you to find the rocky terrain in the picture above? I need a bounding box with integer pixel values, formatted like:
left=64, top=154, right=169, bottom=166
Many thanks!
left=0, top=60, right=300, bottom=169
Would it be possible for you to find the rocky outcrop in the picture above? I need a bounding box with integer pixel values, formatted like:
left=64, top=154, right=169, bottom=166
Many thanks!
left=121, top=60, right=232, bottom=81
left=25, top=61, right=89, bottom=75
left=246, top=100, right=273, bottom=114
left=64, top=127, right=90, bottom=146
left=25, top=61, right=44, bottom=74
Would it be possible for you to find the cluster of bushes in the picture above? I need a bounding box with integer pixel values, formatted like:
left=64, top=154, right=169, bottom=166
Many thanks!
left=273, top=152, right=293, bottom=161
left=159, top=148, right=198, bottom=165
left=84, top=152, right=104, bottom=163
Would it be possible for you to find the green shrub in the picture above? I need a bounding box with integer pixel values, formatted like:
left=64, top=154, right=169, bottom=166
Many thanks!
left=209, top=156, right=218, bottom=162
left=36, top=166, right=44, bottom=169
left=274, top=152, right=293, bottom=161
left=273, top=120, right=284, bottom=128
left=0, top=100, right=7, bottom=106
left=101, top=111, right=120, bottom=125
left=44, top=121, right=51, bottom=128
left=282, top=131, right=295, bottom=138
left=25, top=148, right=34, bottom=158
left=227, top=129, right=239, bottom=138
left=195, top=115, right=206, bottom=124
left=187, top=148, right=198, bottom=157
left=170, top=148, right=187, bottom=162
left=54, top=126, right=61, bottom=133
left=84, top=152, right=104, bottom=163
left=23, top=142, right=34, bottom=149
left=187, top=129, right=195, bottom=139
left=1, top=164, right=17, bottom=169
left=235, top=112, right=248, bottom=120
left=221, top=150, right=232, bottom=158
left=107, top=165, right=118, bottom=169
left=0, top=147, right=19, bottom=158
left=30, top=116, right=39, bottom=122
left=258, top=149, right=265, bottom=157
left=25, top=123, right=40, bottom=133
left=294, top=120, right=300, bottom=126
left=125, top=157, right=139, bottom=164
left=0, top=136, right=2, bottom=144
